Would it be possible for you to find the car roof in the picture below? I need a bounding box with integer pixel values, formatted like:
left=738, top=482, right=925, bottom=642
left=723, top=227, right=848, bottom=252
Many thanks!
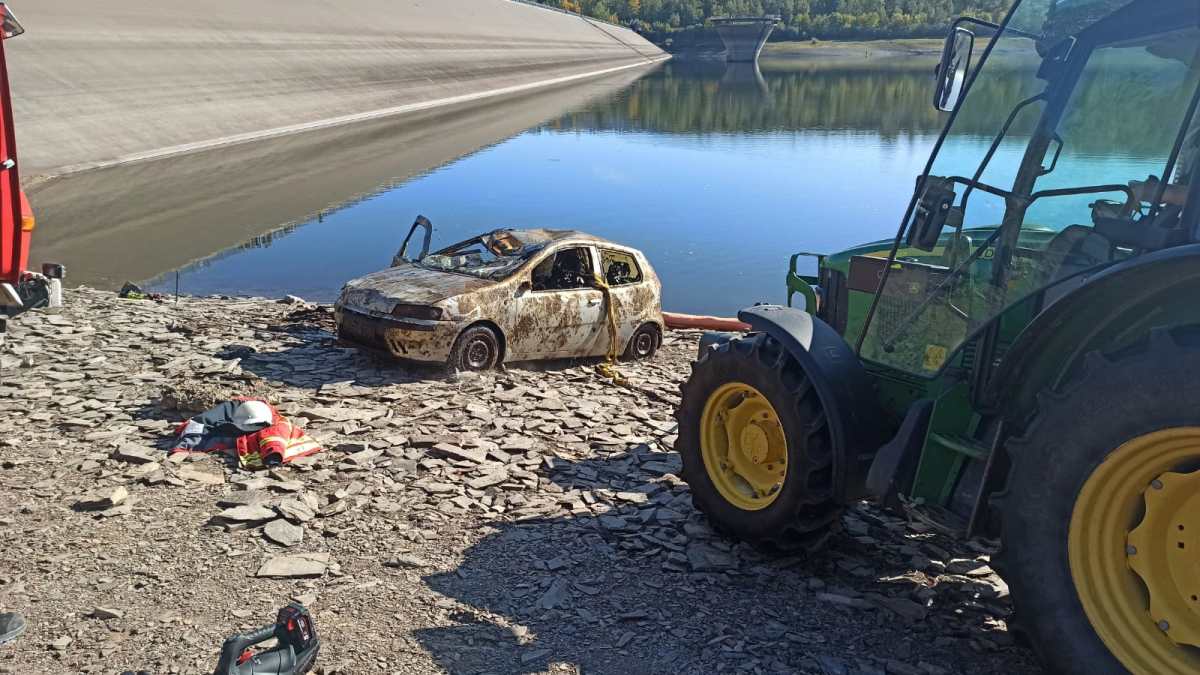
left=499, top=228, right=632, bottom=250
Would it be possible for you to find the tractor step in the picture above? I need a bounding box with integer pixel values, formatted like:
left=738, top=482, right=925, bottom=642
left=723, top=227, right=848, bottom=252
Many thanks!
left=928, top=432, right=990, bottom=460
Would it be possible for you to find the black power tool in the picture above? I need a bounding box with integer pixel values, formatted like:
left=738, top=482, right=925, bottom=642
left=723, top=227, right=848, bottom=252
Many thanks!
left=213, top=603, right=320, bottom=675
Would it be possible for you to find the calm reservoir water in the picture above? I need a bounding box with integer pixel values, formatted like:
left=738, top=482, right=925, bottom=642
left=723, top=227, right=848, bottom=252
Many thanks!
left=146, top=57, right=1167, bottom=315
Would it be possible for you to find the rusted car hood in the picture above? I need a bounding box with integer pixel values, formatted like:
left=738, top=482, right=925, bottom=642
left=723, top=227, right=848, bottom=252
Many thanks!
left=337, top=263, right=494, bottom=314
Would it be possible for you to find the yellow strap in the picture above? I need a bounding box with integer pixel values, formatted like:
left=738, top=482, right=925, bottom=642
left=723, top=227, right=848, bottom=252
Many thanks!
left=593, top=274, right=627, bottom=386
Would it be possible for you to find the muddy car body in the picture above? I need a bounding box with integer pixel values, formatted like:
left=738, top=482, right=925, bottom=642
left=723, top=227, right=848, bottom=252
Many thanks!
left=335, top=223, right=663, bottom=370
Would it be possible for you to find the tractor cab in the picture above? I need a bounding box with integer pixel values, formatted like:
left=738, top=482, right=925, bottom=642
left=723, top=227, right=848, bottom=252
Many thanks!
left=677, top=1, right=1200, bottom=673
left=854, top=0, right=1200, bottom=380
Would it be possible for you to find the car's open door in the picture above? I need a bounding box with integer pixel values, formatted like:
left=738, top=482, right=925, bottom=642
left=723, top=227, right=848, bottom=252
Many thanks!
left=392, top=215, right=433, bottom=266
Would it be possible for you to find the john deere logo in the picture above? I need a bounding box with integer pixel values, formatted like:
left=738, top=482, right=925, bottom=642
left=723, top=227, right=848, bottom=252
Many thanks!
left=923, top=344, right=948, bottom=371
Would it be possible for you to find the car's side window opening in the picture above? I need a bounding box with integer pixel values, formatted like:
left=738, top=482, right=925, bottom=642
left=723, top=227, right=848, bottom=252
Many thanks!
left=531, top=247, right=594, bottom=291
left=600, top=249, right=642, bottom=286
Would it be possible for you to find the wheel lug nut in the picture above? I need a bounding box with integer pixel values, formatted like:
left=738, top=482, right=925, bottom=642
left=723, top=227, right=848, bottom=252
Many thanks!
left=1151, top=479, right=1164, bottom=490
left=1158, top=620, right=1170, bottom=632
left=1126, top=545, right=1137, bottom=556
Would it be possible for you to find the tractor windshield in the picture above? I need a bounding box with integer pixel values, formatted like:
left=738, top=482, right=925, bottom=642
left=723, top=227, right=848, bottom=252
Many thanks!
left=859, top=0, right=1200, bottom=376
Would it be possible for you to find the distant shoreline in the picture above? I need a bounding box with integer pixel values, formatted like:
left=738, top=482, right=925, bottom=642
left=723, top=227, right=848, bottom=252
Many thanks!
left=762, top=38, right=946, bottom=60
left=670, top=38, right=946, bottom=62
left=670, top=37, right=1031, bottom=63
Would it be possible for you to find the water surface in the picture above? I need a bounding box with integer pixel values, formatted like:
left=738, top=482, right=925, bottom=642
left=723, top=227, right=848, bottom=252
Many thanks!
left=143, top=57, right=1164, bottom=314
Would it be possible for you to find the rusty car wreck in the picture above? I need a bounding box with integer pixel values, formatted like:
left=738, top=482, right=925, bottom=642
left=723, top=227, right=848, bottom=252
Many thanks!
left=335, top=216, right=664, bottom=371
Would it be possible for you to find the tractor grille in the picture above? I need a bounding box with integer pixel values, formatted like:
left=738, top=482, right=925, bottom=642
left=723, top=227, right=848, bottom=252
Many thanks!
left=875, top=292, right=924, bottom=347
left=818, top=266, right=848, bottom=334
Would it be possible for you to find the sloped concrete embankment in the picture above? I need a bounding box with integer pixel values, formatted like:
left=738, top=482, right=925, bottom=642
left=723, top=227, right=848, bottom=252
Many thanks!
left=25, top=68, right=652, bottom=289
left=9, top=0, right=667, bottom=180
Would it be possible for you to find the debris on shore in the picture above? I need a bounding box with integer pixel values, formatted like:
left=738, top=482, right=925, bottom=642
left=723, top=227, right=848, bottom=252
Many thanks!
left=0, top=289, right=1035, bottom=674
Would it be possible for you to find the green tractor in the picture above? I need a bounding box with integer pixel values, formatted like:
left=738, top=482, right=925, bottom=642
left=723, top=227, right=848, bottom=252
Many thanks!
left=674, top=1, right=1200, bottom=672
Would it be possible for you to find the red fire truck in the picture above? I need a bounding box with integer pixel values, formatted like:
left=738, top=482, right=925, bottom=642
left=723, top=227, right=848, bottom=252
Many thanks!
left=0, top=2, right=59, bottom=334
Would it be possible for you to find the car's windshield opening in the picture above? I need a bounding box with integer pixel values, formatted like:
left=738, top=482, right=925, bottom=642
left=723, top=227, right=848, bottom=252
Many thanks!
left=417, top=230, right=545, bottom=280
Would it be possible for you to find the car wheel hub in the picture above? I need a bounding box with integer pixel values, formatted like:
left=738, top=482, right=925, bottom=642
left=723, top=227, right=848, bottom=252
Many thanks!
left=465, top=339, right=491, bottom=368
left=636, top=333, right=653, bottom=355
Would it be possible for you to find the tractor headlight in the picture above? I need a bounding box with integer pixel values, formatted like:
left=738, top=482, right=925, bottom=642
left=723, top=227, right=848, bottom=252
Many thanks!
left=391, top=303, right=443, bottom=321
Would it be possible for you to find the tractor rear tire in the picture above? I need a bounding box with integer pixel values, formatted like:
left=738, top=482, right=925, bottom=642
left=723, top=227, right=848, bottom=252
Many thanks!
left=675, top=332, right=840, bottom=552
left=998, top=326, right=1200, bottom=675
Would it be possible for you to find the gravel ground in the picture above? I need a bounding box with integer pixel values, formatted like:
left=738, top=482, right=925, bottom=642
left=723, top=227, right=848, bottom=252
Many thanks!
left=0, top=290, right=1040, bottom=674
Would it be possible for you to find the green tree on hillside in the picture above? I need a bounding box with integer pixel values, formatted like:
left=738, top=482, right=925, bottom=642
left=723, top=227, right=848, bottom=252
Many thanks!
left=534, top=0, right=1015, bottom=39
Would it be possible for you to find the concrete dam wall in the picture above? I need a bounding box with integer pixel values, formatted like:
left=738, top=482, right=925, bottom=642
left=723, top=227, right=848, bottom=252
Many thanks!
left=27, top=68, right=651, bottom=288
left=8, top=0, right=667, bottom=180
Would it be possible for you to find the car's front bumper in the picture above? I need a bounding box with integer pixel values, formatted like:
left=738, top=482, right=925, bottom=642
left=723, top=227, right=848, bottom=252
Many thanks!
left=335, top=307, right=460, bottom=363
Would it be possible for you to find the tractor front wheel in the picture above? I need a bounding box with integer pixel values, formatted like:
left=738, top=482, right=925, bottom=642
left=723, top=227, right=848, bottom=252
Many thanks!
left=675, top=333, right=840, bottom=552
left=1000, top=326, right=1200, bottom=675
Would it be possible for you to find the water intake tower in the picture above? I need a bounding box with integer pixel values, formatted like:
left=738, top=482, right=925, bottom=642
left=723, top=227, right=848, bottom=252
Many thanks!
left=710, top=16, right=779, bottom=63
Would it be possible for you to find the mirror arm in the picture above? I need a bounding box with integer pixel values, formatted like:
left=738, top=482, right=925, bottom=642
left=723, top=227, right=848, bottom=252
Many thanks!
left=951, top=15, right=1036, bottom=40
left=945, top=176, right=1012, bottom=200
left=1030, top=184, right=1136, bottom=203
left=1039, top=134, right=1065, bottom=176
left=949, top=15, right=998, bottom=34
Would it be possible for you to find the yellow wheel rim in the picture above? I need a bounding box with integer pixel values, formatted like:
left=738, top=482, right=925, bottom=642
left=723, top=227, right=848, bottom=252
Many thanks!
left=1069, top=428, right=1200, bottom=674
left=699, top=382, right=788, bottom=511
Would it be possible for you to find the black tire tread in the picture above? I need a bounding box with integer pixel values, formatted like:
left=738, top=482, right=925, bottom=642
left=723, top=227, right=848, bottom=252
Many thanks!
left=995, top=324, right=1200, bottom=675
left=675, top=333, right=840, bottom=553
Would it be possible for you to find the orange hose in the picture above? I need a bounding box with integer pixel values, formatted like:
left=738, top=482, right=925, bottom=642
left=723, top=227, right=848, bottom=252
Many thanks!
left=662, top=312, right=750, bottom=332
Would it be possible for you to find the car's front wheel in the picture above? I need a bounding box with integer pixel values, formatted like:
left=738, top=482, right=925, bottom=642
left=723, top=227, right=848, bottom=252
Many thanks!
left=449, top=325, right=500, bottom=372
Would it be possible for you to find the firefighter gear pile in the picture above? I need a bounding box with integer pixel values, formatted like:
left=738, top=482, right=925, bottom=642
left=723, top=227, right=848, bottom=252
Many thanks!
left=171, top=398, right=322, bottom=470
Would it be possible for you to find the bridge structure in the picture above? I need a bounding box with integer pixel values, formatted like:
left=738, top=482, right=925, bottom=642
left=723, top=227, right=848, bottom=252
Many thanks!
left=710, top=16, right=780, bottom=63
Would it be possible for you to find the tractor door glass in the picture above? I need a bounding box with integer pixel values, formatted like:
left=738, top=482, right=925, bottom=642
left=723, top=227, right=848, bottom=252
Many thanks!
left=861, top=12, right=1200, bottom=376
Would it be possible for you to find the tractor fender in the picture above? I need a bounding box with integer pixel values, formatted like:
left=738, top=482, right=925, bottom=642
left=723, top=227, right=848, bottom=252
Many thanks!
left=990, top=243, right=1200, bottom=428
left=736, top=305, right=888, bottom=501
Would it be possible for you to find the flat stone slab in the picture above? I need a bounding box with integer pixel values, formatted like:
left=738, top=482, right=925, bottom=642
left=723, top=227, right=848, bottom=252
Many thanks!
left=217, top=505, right=276, bottom=523
left=74, top=486, right=128, bottom=511
left=263, top=519, right=304, bottom=547
left=256, top=552, right=331, bottom=578
left=111, top=445, right=159, bottom=464
left=177, top=466, right=225, bottom=485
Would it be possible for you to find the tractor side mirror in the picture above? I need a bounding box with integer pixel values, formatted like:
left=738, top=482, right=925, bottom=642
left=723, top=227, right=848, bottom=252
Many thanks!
left=908, top=177, right=960, bottom=252
left=934, top=27, right=974, bottom=112
left=395, top=215, right=434, bottom=265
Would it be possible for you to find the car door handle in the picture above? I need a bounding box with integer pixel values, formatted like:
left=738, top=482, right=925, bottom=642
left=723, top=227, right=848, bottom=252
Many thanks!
left=587, top=298, right=601, bottom=306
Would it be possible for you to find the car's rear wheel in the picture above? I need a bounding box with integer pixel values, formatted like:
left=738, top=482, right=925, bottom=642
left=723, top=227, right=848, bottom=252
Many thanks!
left=624, top=323, right=660, bottom=360
left=449, top=325, right=500, bottom=372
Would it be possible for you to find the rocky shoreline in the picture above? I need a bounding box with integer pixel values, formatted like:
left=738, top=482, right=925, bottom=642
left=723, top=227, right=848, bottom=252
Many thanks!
left=0, top=290, right=1037, bottom=674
